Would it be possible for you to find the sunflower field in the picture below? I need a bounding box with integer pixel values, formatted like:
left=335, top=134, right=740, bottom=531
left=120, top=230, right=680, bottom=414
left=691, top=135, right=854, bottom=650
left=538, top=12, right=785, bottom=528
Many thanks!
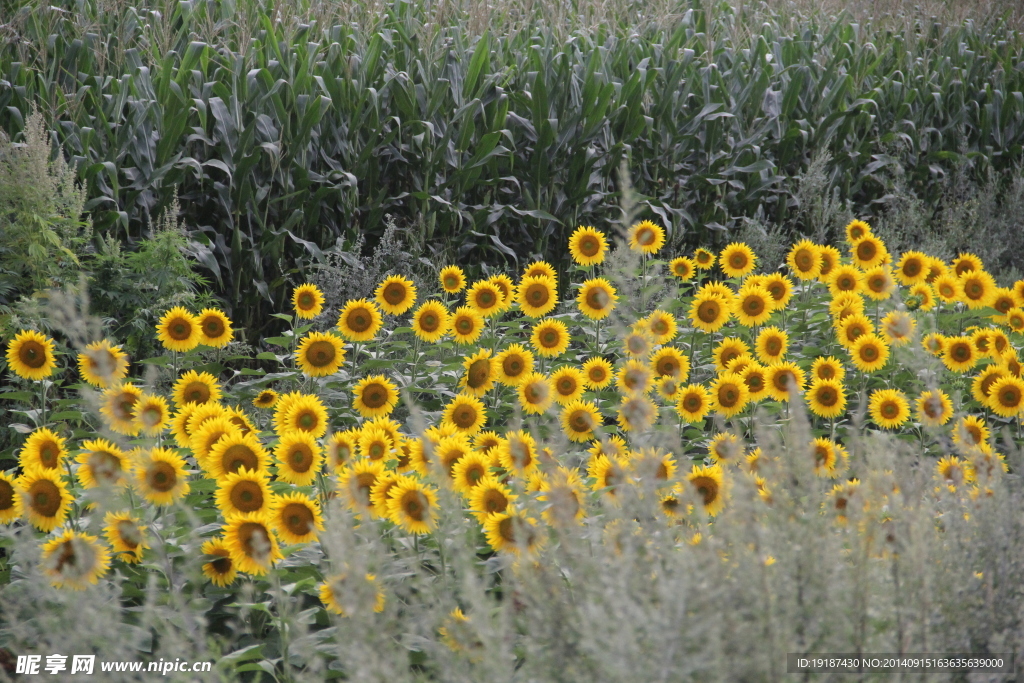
left=2, top=217, right=1024, bottom=680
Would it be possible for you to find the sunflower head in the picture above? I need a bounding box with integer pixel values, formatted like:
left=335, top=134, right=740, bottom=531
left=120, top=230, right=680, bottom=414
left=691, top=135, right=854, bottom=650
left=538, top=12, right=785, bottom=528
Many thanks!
left=352, top=374, right=399, bottom=419
left=568, top=226, right=608, bottom=265
left=41, top=529, right=111, bottom=589
left=296, top=332, right=346, bottom=377
left=628, top=220, right=666, bottom=254
left=411, top=300, right=451, bottom=343
left=292, top=283, right=325, bottom=319
left=77, top=339, right=128, bottom=387
left=439, top=265, right=467, bottom=293
left=337, top=299, right=383, bottom=342
left=720, top=242, right=757, bottom=278
left=530, top=319, right=570, bottom=358
left=156, top=307, right=201, bottom=353
left=375, top=275, right=418, bottom=315
left=197, top=308, right=234, bottom=347
left=577, top=278, right=618, bottom=320
left=6, top=329, right=57, bottom=381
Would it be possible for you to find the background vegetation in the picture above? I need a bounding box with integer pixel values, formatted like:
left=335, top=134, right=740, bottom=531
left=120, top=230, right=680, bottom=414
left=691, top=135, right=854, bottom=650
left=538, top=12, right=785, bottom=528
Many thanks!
left=2, top=0, right=1024, bottom=331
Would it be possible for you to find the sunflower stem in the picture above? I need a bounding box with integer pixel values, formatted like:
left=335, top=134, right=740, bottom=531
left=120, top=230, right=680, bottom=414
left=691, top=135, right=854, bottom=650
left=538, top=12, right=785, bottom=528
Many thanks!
left=38, top=380, right=47, bottom=427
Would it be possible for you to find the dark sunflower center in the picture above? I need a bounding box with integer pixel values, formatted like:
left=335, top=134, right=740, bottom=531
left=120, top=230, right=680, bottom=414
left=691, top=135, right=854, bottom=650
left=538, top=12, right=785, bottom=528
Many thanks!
left=468, top=359, right=490, bottom=388
left=401, top=491, right=428, bottom=521
left=306, top=341, right=336, bottom=367
left=923, top=397, right=943, bottom=417
left=796, top=250, right=813, bottom=270
left=586, top=288, right=609, bottom=310
left=149, top=462, right=177, bottom=492
left=0, top=480, right=13, bottom=511
left=856, top=241, right=877, bottom=261
left=729, top=254, right=746, bottom=268
left=384, top=283, right=407, bottom=304
left=952, top=345, right=970, bottom=362
left=766, top=338, right=782, bottom=355
left=444, top=275, right=460, bottom=289
left=504, top=356, right=524, bottom=376
left=89, top=451, right=122, bottom=483
left=817, top=388, right=837, bottom=406
left=693, top=477, right=717, bottom=505
left=580, top=236, right=600, bottom=256
left=698, top=300, right=720, bottom=323
left=348, top=309, right=371, bottom=333
left=720, top=386, right=739, bottom=406
left=745, top=296, right=764, bottom=314
left=183, top=382, right=211, bottom=404
left=297, top=411, right=317, bottom=430
left=638, top=228, right=655, bottom=245
left=484, top=489, right=507, bottom=513
left=298, top=292, right=315, bottom=308
left=18, top=340, right=46, bottom=368
left=589, top=367, right=606, bottom=383
left=169, top=319, right=192, bottom=341
left=684, top=396, right=701, bottom=411
left=526, top=284, right=550, bottom=306
left=541, top=331, right=558, bottom=347
left=1001, top=388, right=1021, bottom=406
left=223, top=444, right=258, bottom=473
left=238, top=522, right=272, bottom=560
left=453, top=406, right=478, bottom=428
left=362, top=384, right=388, bottom=409
left=456, top=317, right=474, bottom=334
left=570, top=411, right=593, bottom=432
left=419, top=312, right=439, bottom=331
left=903, top=259, right=921, bottom=277
left=368, top=441, right=386, bottom=460
left=30, top=479, right=60, bottom=516
left=211, top=555, right=232, bottom=574
left=861, top=345, right=878, bottom=361
left=477, top=290, right=496, bottom=307
left=112, top=393, right=138, bottom=420
left=232, top=481, right=263, bottom=511
left=203, top=317, right=225, bottom=337
left=39, top=442, right=60, bottom=468
left=117, top=520, right=141, bottom=548
left=657, top=358, right=679, bottom=376
left=283, top=503, right=314, bottom=535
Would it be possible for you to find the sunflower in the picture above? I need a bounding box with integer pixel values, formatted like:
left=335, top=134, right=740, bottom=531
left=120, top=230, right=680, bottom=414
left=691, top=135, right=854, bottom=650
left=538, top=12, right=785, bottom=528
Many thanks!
left=442, top=394, right=487, bottom=434
left=622, top=330, right=652, bottom=358
left=458, top=349, right=496, bottom=397
left=1006, top=307, right=1024, bottom=333
left=806, top=379, right=846, bottom=419
left=172, top=370, right=222, bottom=407
left=735, top=284, right=774, bottom=326
left=517, top=275, right=558, bottom=318
left=827, top=265, right=864, bottom=296
left=763, top=273, right=794, bottom=308
left=916, top=389, right=953, bottom=426
left=296, top=332, right=346, bottom=377
left=689, top=293, right=731, bottom=333
left=549, top=365, right=585, bottom=405
left=156, top=306, right=201, bottom=353
left=273, top=492, right=324, bottom=544
left=719, top=242, right=757, bottom=278
left=134, top=393, right=171, bottom=436
left=952, top=415, right=989, bottom=450
left=339, top=459, right=386, bottom=512
left=190, top=417, right=239, bottom=467
left=670, top=256, right=696, bottom=280
left=223, top=513, right=282, bottom=576
left=319, top=572, right=386, bottom=616
left=451, top=451, right=492, bottom=494
left=836, top=314, right=873, bottom=348
left=0, top=472, right=23, bottom=524
left=676, top=384, right=711, bottom=423
left=617, top=393, right=657, bottom=432
left=40, top=529, right=110, bottom=590
left=971, top=363, right=1004, bottom=403
left=472, top=431, right=502, bottom=457
left=468, top=476, right=515, bottom=521
left=6, top=329, right=58, bottom=381
left=325, top=429, right=359, bottom=471
left=440, top=265, right=467, bottom=293
left=568, top=225, right=608, bottom=265
left=880, top=310, right=915, bottom=346
left=215, top=469, right=274, bottom=519
left=811, top=437, right=839, bottom=477
left=850, top=234, right=887, bottom=269
left=76, top=438, right=128, bottom=489
left=497, top=430, right=538, bottom=476
left=99, top=382, right=143, bottom=435
left=253, top=389, right=279, bottom=409
left=466, top=280, right=504, bottom=318
left=201, top=537, right=237, bottom=586
left=742, top=363, right=770, bottom=401
left=387, top=477, right=438, bottom=534
left=133, top=447, right=190, bottom=505
left=712, top=338, right=749, bottom=373
left=708, top=432, right=744, bottom=464
left=817, top=245, right=841, bottom=280
left=709, top=373, right=749, bottom=418
left=207, top=432, right=269, bottom=478
left=538, top=467, right=587, bottom=526
left=18, top=427, right=66, bottom=471
left=991, top=288, right=1017, bottom=318
left=988, top=375, right=1024, bottom=417
left=582, top=356, right=614, bottom=388
left=366, top=416, right=403, bottom=446
left=196, top=308, right=234, bottom=347
left=517, top=372, right=553, bottom=414
left=692, top=248, right=715, bottom=270
left=336, top=299, right=383, bottom=343
left=409, top=300, right=450, bottom=343
left=488, top=274, right=516, bottom=311
left=76, top=339, right=129, bottom=387
left=755, top=326, right=788, bottom=364
left=628, top=220, right=666, bottom=254
left=576, top=278, right=618, bottom=320
left=942, top=336, right=978, bottom=373
left=19, top=468, right=70, bottom=532
left=936, top=455, right=974, bottom=489
left=952, top=252, right=983, bottom=276
left=765, top=361, right=805, bottom=402
left=292, top=283, right=325, bottom=319
left=350, top=374, right=398, bottom=419
left=450, top=306, right=485, bottom=345
left=960, top=270, right=996, bottom=309
left=561, top=399, right=601, bottom=442
left=523, top=260, right=558, bottom=282
left=483, top=509, right=545, bottom=556
left=274, top=431, right=323, bottom=486
left=281, top=394, right=329, bottom=437
left=924, top=278, right=957, bottom=309
left=530, top=318, right=570, bottom=357
left=686, top=463, right=727, bottom=516
left=894, top=251, right=929, bottom=286
left=490, top=344, right=532, bottom=386
left=616, top=359, right=653, bottom=396
left=844, top=219, right=872, bottom=242
left=375, top=275, right=417, bottom=315
left=588, top=455, right=628, bottom=496
left=862, top=265, right=895, bottom=300
left=908, top=283, right=935, bottom=311
left=103, top=511, right=148, bottom=564
left=849, top=333, right=890, bottom=372
left=787, top=240, right=821, bottom=280
left=869, top=388, right=910, bottom=429
left=650, top=346, right=689, bottom=381
left=810, top=356, right=846, bottom=383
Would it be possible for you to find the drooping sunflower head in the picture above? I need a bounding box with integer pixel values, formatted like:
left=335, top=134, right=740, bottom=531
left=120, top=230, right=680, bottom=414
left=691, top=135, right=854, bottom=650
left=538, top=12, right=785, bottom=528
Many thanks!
left=296, top=331, right=346, bottom=377
left=77, top=339, right=128, bottom=387
left=6, top=329, right=58, bottom=381
left=568, top=225, right=608, bottom=266
left=411, top=300, right=451, bottom=343
left=337, top=298, right=383, bottom=342
left=375, top=275, right=418, bottom=315
left=40, top=529, right=111, bottom=590
left=292, top=283, right=325, bottom=319
left=627, top=220, right=666, bottom=254
left=156, top=306, right=201, bottom=353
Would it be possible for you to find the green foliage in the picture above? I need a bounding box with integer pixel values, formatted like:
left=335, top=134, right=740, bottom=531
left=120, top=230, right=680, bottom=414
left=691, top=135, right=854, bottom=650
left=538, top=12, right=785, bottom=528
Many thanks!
left=3, top=0, right=1024, bottom=329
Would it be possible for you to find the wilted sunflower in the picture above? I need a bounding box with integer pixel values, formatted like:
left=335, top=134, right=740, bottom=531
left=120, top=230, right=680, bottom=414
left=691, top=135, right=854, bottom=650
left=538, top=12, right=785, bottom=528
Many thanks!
left=494, top=343, right=534, bottom=385
left=806, top=379, right=846, bottom=419
left=916, top=389, right=953, bottom=426
left=292, top=283, right=325, bottom=319
left=689, top=293, right=731, bottom=333
left=99, top=382, right=143, bottom=435
left=134, top=394, right=171, bottom=436
left=676, top=384, right=711, bottom=423
left=710, top=373, right=749, bottom=418
left=76, top=439, right=128, bottom=489
left=787, top=240, right=821, bottom=280
left=439, top=265, right=467, bottom=293
left=466, top=280, right=504, bottom=318
left=850, top=333, right=890, bottom=372
left=337, top=298, right=383, bottom=342
left=411, top=300, right=450, bottom=343
left=517, top=275, right=559, bottom=318
left=719, top=242, right=756, bottom=278
left=459, top=349, right=496, bottom=397
left=735, top=284, right=774, bottom=326
left=156, top=306, right=200, bottom=353
left=686, top=463, right=727, bottom=516
left=442, top=394, right=487, bottom=433
left=207, top=432, right=269, bottom=478
left=568, top=225, right=608, bottom=265
left=20, top=467, right=71, bottom=532
left=196, top=308, right=234, bottom=347
left=450, top=306, right=485, bottom=345
left=670, top=256, right=696, bottom=280
left=0, top=471, right=23, bottom=524
left=650, top=346, right=689, bottom=380
left=942, top=336, right=978, bottom=373
left=387, top=477, right=438, bottom=534
left=223, top=513, right=282, bottom=576
left=483, top=508, right=545, bottom=556
left=375, top=275, right=417, bottom=315
left=274, top=430, right=323, bottom=486
left=273, top=492, right=324, bottom=544
left=253, top=389, right=279, bottom=409
left=6, top=329, right=58, bottom=381
left=40, top=529, right=110, bottom=590
left=103, top=511, right=148, bottom=564
left=18, top=427, right=66, bottom=471
left=133, top=447, right=190, bottom=505
left=352, top=374, right=399, bottom=419
left=582, top=356, right=614, bottom=388
left=561, top=399, right=601, bottom=442
left=201, top=537, right=237, bottom=586
left=215, top=469, right=274, bottom=519
left=296, top=331, right=346, bottom=377
left=319, top=572, right=386, bottom=616
left=576, top=278, right=618, bottom=320
left=869, top=388, right=910, bottom=429
left=531, top=318, right=570, bottom=357
left=77, top=339, right=128, bottom=387
left=628, top=220, right=666, bottom=254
